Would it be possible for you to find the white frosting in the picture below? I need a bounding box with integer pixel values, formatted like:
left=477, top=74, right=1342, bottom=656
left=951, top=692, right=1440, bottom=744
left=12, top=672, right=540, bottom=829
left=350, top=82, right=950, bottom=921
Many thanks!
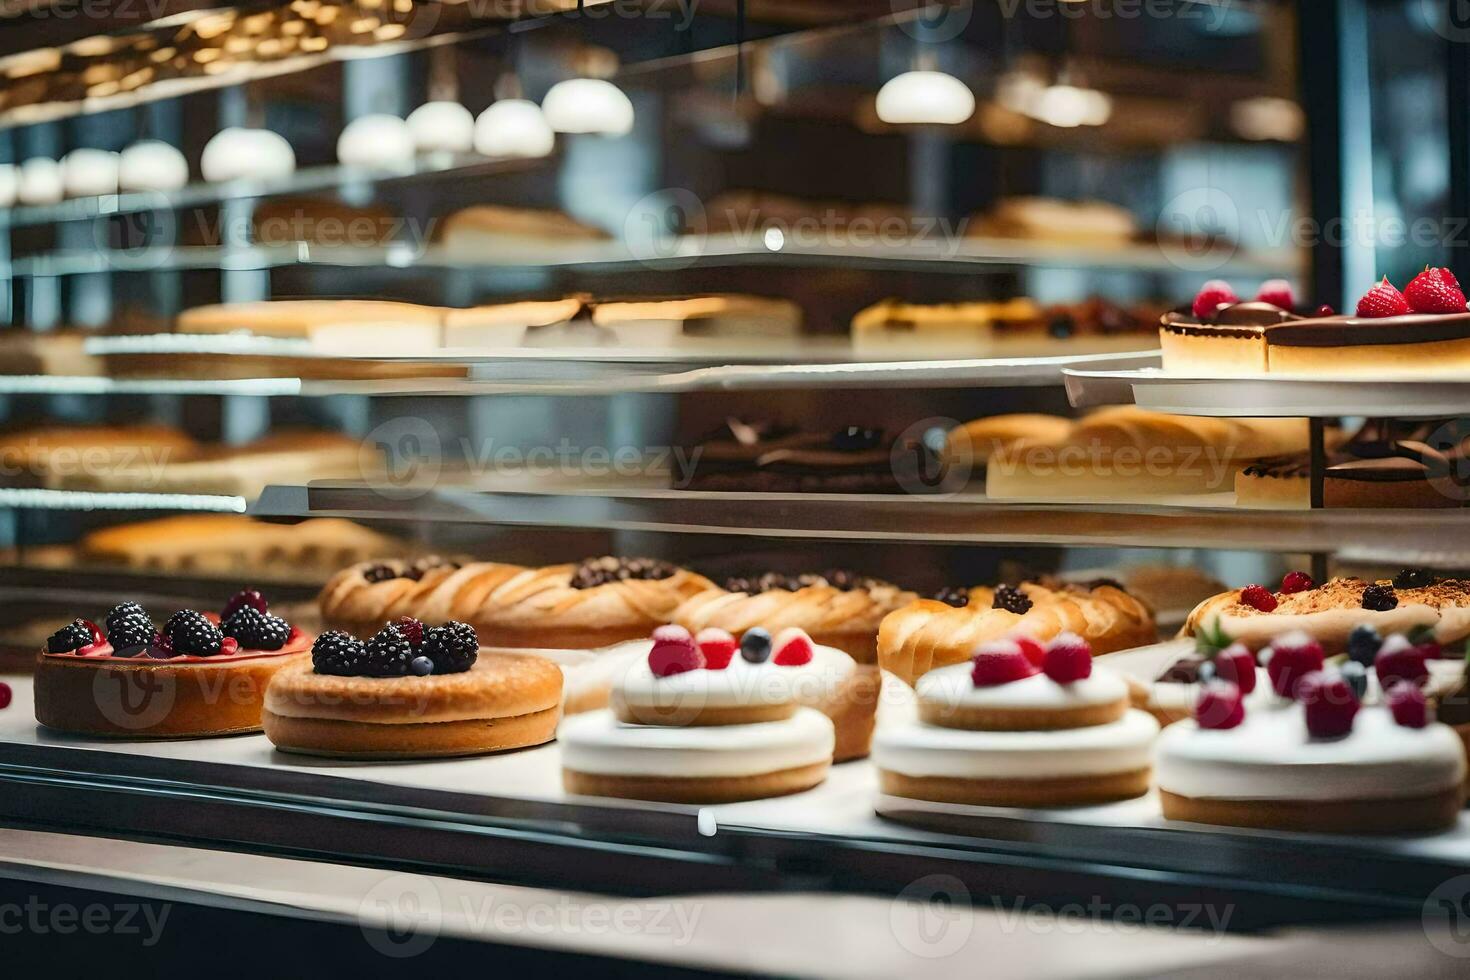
left=1149, top=661, right=1467, bottom=714
left=873, top=710, right=1159, bottom=780
left=917, top=661, right=1127, bottom=713
left=613, top=640, right=855, bottom=712
left=1156, top=703, right=1466, bottom=802
left=559, top=707, right=835, bottom=778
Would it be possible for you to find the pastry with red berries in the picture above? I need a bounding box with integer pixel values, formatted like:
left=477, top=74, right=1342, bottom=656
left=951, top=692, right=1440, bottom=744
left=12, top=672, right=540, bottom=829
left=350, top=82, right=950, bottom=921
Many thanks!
left=872, top=634, right=1160, bottom=807
left=1162, top=270, right=1470, bottom=377
left=1156, top=666, right=1466, bottom=833
left=33, top=591, right=312, bottom=739
left=261, top=618, right=561, bottom=759
left=561, top=628, right=835, bottom=803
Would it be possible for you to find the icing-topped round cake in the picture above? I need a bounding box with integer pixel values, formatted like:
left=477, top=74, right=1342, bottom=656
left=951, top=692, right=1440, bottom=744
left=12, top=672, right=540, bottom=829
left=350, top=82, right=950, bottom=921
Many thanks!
left=874, top=633, right=1160, bottom=807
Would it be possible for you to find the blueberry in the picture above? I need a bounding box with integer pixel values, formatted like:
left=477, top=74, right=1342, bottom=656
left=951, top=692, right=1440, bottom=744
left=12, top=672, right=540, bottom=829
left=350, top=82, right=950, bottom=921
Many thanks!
left=410, top=656, right=435, bottom=676
left=740, top=628, right=772, bottom=663
left=1340, top=660, right=1368, bottom=701
left=1347, top=624, right=1382, bottom=666
left=1197, top=660, right=1216, bottom=684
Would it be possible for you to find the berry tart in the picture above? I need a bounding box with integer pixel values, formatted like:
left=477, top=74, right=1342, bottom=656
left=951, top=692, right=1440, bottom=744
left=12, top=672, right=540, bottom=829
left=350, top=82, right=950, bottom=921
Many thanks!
left=561, top=628, right=835, bottom=803
left=1156, top=663, right=1466, bottom=834
left=1161, top=271, right=1470, bottom=377
left=878, top=579, right=1156, bottom=688
left=873, top=634, right=1160, bottom=806
left=262, top=618, right=561, bottom=759
left=34, top=590, right=311, bottom=739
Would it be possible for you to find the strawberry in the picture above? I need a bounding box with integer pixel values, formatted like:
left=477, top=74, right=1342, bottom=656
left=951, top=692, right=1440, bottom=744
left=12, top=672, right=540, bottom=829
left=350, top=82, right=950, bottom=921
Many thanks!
left=1265, top=631, right=1324, bottom=698
left=648, top=625, right=702, bottom=677
left=1403, top=267, right=1467, bottom=314
left=1355, top=277, right=1410, bottom=318
left=772, top=627, right=814, bottom=666
left=695, top=627, right=737, bottom=670
left=1012, top=634, right=1047, bottom=668
left=1213, top=642, right=1257, bottom=694
left=1255, top=279, right=1294, bottom=309
left=1041, top=632, right=1092, bottom=683
left=1191, top=280, right=1238, bottom=319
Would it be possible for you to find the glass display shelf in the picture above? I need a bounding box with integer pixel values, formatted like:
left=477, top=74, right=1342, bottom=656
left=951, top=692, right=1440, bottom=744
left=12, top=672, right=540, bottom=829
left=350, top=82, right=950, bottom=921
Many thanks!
left=0, top=488, right=246, bottom=512
left=249, top=482, right=1467, bottom=555
left=0, top=672, right=1461, bottom=926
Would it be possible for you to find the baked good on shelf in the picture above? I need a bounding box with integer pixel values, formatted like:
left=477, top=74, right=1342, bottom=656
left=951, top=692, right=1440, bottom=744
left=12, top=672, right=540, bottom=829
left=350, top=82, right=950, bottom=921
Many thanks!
left=852, top=297, right=1160, bottom=357
left=677, top=419, right=926, bottom=493
left=874, top=633, right=1159, bottom=805
left=1162, top=271, right=1470, bottom=376
left=698, top=190, right=915, bottom=238
left=319, top=556, right=716, bottom=650
left=878, top=579, right=1155, bottom=688
left=251, top=196, right=399, bottom=247
left=0, top=424, right=197, bottom=488
left=561, top=626, right=835, bottom=802
left=263, top=619, right=561, bottom=758
left=442, top=297, right=591, bottom=348
left=985, top=406, right=1310, bottom=500
left=437, top=205, right=610, bottom=255
left=0, top=330, right=101, bottom=376
left=177, top=299, right=443, bottom=340
left=942, top=414, right=1073, bottom=478
left=1156, top=661, right=1465, bottom=833
left=34, top=590, right=312, bottom=739
left=591, top=295, right=801, bottom=347
left=77, top=515, right=407, bottom=580
left=969, top=197, right=1136, bottom=245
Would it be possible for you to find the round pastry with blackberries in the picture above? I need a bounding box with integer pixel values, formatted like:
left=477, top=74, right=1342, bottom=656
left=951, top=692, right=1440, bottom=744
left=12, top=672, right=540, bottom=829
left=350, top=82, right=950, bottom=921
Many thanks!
left=262, top=618, right=562, bottom=759
left=34, top=590, right=312, bottom=739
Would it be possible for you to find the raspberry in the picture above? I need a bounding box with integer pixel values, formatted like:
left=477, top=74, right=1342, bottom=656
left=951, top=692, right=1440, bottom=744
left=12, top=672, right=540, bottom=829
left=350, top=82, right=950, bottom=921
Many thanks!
left=361, top=624, right=415, bottom=677
left=991, top=585, right=1033, bottom=615
left=312, top=630, right=367, bottom=676
left=1239, top=584, right=1277, bottom=612
left=1191, top=279, right=1238, bottom=319
left=1195, top=681, right=1244, bottom=730
left=46, top=619, right=95, bottom=654
left=107, top=612, right=156, bottom=653
left=1279, top=571, right=1315, bottom=594
left=1313, top=304, right=1335, bottom=318
left=1355, top=277, right=1410, bottom=318
left=223, top=607, right=291, bottom=651
left=1360, top=583, right=1398, bottom=611
left=167, top=610, right=223, bottom=656
left=1012, top=634, right=1047, bottom=668
left=220, top=589, right=267, bottom=622
left=649, top=626, right=702, bottom=677
left=773, top=627, right=814, bottom=666
left=1255, top=279, right=1294, bottom=309
left=740, top=628, right=772, bottom=664
left=1265, top=631, right=1324, bottom=698
left=1299, top=671, right=1358, bottom=739
left=422, top=621, right=478, bottom=674
left=1346, top=624, right=1382, bottom=666
left=1374, top=634, right=1429, bottom=690
left=1387, top=683, right=1429, bottom=728
left=970, top=640, right=1038, bottom=687
left=0, top=681, right=10, bottom=710
left=1042, top=632, right=1091, bottom=683
left=105, top=602, right=147, bottom=634
left=1213, top=642, right=1257, bottom=694
left=1403, top=267, right=1467, bottom=314
left=695, top=628, right=737, bottom=670
left=1393, top=567, right=1435, bottom=590
left=394, top=616, right=426, bottom=650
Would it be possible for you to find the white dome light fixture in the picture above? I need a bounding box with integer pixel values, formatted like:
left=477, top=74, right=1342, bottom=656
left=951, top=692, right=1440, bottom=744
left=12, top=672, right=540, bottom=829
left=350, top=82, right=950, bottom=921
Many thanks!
left=17, top=157, right=64, bottom=205
left=61, top=148, right=121, bottom=198
left=0, top=164, right=17, bottom=208
left=1031, top=84, right=1112, bottom=129
left=541, top=78, right=635, bottom=136
left=337, top=114, right=416, bottom=170
left=119, top=141, right=190, bottom=192
left=201, top=128, right=296, bottom=183
left=473, top=99, right=556, bottom=158
left=406, top=101, right=475, bottom=154
left=875, top=70, right=975, bottom=126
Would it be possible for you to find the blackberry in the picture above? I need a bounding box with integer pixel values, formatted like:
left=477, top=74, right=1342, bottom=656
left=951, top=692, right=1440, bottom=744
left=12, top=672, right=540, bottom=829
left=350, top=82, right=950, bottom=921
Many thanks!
left=107, top=612, right=156, bottom=653
left=571, top=556, right=677, bottom=589
left=167, top=610, right=223, bottom=656
left=312, top=630, right=368, bottom=676
left=991, top=585, right=1033, bottom=615
left=932, top=586, right=970, bottom=609
left=105, top=602, right=147, bottom=633
left=362, top=564, right=399, bottom=584
left=1346, top=624, right=1382, bottom=666
left=422, top=621, right=478, bottom=674
left=47, top=619, right=95, bottom=653
left=361, top=624, right=415, bottom=677
left=224, top=607, right=290, bottom=651
left=1393, top=568, right=1435, bottom=590
left=1361, top=583, right=1399, bottom=612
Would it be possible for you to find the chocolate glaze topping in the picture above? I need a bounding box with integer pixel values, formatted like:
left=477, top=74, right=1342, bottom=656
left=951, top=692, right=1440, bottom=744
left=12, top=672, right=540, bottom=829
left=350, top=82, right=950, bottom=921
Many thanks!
left=1162, top=302, right=1470, bottom=348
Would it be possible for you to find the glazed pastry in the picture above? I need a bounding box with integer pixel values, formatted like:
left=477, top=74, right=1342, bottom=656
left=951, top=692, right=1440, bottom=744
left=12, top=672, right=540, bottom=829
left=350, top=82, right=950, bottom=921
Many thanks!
left=850, top=298, right=1042, bottom=355
left=34, top=590, right=312, bottom=739
left=942, top=414, right=1073, bottom=476
left=177, top=299, right=443, bottom=339
left=879, top=579, right=1155, bottom=688
left=561, top=626, right=835, bottom=803
left=874, top=634, right=1159, bottom=806
left=319, top=556, right=715, bottom=650
left=677, top=421, right=927, bottom=493
left=263, top=619, right=561, bottom=759
left=1157, top=667, right=1465, bottom=833
left=0, top=425, right=196, bottom=488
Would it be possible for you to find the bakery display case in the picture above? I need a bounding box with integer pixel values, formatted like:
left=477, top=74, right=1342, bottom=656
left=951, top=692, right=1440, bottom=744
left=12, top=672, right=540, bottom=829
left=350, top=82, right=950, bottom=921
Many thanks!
left=5, top=1, right=1470, bottom=972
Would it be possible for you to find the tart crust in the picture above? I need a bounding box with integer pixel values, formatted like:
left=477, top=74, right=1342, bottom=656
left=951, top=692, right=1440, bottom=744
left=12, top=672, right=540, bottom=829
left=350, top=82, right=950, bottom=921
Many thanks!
left=1159, top=787, right=1463, bottom=834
